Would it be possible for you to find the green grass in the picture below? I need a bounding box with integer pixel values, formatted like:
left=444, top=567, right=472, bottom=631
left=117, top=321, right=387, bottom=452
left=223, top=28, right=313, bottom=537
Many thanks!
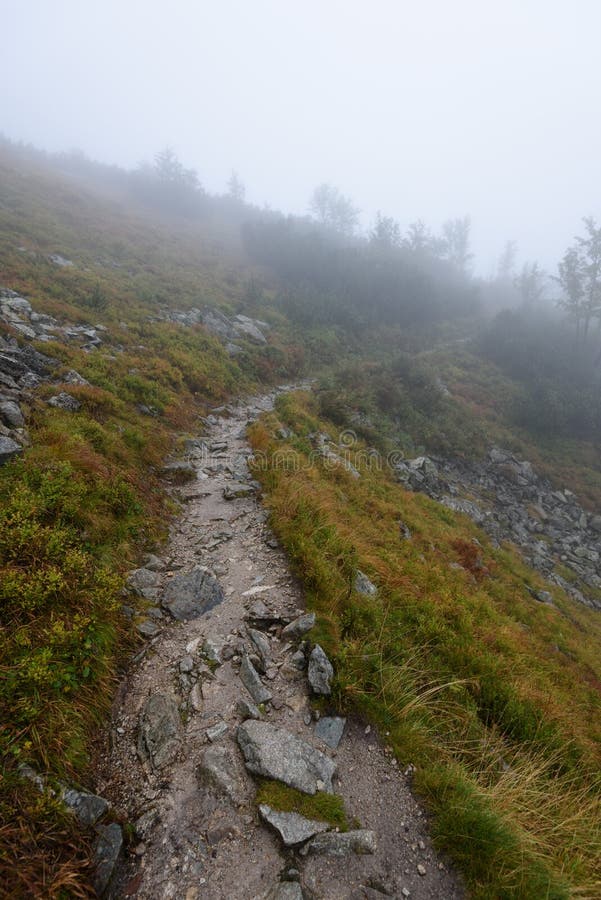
left=248, top=391, right=601, bottom=899
left=256, top=780, right=349, bottom=830
left=0, top=145, right=303, bottom=896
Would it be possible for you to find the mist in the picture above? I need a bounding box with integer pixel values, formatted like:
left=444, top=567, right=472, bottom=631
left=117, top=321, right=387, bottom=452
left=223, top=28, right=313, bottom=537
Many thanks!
left=3, top=0, right=601, bottom=273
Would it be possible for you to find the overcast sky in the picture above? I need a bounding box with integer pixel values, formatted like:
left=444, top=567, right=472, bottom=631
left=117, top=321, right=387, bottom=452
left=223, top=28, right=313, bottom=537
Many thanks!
left=3, top=0, right=601, bottom=273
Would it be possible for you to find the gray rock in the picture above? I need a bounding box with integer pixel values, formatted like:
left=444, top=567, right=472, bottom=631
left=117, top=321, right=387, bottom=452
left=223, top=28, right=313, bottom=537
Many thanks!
left=0, top=400, right=24, bottom=428
left=315, top=716, right=346, bottom=749
left=143, top=553, right=165, bottom=572
left=127, top=567, right=161, bottom=595
left=237, top=720, right=336, bottom=794
left=202, top=635, right=224, bottom=665
left=224, top=481, right=255, bottom=500
left=308, top=645, right=334, bottom=696
left=48, top=253, right=74, bottom=267
left=0, top=435, right=22, bottom=464
left=259, top=804, right=329, bottom=847
left=93, top=823, right=122, bottom=895
left=162, top=567, right=225, bottom=620
left=198, top=745, right=249, bottom=805
left=263, top=885, right=304, bottom=900
left=134, top=806, right=160, bottom=840
left=136, top=620, right=160, bottom=637
left=62, top=368, right=89, bottom=386
left=300, top=829, right=377, bottom=857
left=248, top=627, right=271, bottom=664
left=236, top=697, right=262, bottom=720
left=590, top=515, right=601, bottom=533
left=240, top=655, right=273, bottom=704
left=206, top=721, right=228, bottom=742
left=62, top=787, right=109, bottom=826
left=281, top=612, right=316, bottom=640
left=354, top=570, right=377, bottom=596
left=138, top=693, right=182, bottom=770
left=48, top=391, right=81, bottom=412
left=179, top=655, right=194, bottom=673
left=290, top=649, right=306, bottom=670
left=232, top=314, right=267, bottom=344
left=161, top=460, right=196, bottom=480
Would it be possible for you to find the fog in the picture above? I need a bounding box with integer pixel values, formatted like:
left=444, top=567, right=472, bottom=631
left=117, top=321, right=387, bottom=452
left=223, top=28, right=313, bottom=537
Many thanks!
left=3, top=0, right=601, bottom=273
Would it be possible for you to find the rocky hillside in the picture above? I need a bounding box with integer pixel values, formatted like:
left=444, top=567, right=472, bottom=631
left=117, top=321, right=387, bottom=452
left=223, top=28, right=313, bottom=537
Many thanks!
left=0, top=145, right=599, bottom=899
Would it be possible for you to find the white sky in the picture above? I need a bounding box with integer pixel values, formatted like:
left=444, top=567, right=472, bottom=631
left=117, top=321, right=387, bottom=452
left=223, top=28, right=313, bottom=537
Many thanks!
left=3, top=0, right=601, bottom=273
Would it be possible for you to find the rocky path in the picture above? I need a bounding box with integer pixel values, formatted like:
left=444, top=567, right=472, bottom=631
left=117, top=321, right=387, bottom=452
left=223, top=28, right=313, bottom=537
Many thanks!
left=96, top=386, right=463, bottom=900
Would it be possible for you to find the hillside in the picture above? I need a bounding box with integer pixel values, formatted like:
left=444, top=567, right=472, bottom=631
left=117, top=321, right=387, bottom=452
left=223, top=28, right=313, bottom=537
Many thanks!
left=0, top=144, right=599, bottom=899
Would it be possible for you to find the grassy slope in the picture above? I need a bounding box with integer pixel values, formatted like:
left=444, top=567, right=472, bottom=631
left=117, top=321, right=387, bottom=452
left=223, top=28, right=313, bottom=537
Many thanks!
left=1, top=146, right=600, bottom=897
left=0, top=149, right=301, bottom=896
left=249, top=391, right=601, bottom=899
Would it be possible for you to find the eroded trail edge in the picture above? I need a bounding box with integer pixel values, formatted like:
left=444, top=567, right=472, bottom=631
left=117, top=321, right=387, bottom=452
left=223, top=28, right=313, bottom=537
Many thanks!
left=97, top=387, right=463, bottom=900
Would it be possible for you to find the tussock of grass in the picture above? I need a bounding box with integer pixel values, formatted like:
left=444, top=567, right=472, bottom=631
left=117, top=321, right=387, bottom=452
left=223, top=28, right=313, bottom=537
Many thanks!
left=256, top=780, right=348, bottom=830
left=248, top=391, right=601, bottom=899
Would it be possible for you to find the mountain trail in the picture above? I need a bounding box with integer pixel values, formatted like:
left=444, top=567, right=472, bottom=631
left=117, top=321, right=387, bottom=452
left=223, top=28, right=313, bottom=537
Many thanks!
left=96, top=386, right=463, bottom=900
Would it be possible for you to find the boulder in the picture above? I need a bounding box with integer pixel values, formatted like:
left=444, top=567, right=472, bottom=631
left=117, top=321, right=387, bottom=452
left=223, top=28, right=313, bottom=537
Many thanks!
left=259, top=804, right=329, bottom=847
left=48, top=391, right=81, bottom=412
left=300, top=829, right=377, bottom=857
left=127, top=567, right=161, bottom=598
left=62, top=788, right=109, bottom=826
left=308, top=645, right=334, bottom=696
left=354, top=570, right=377, bottom=596
left=0, top=400, right=24, bottom=428
left=240, top=655, right=273, bottom=705
left=0, top=435, right=22, bottom=465
left=315, top=717, right=346, bottom=749
left=232, top=314, right=267, bottom=344
left=281, top=612, right=316, bottom=640
left=93, top=823, right=122, bottom=896
left=136, top=620, right=160, bottom=637
left=137, top=693, right=182, bottom=770
left=237, top=720, right=336, bottom=794
left=162, top=567, right=225, bottom=620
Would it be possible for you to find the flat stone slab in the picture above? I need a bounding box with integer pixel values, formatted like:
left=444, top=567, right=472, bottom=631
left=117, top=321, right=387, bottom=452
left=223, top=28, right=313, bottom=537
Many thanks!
left=300, top=829, right=377, bottom=857
left=198, top=745, right=250, bottom=805
left=237, top=720, right=336, bottom=794
left=315, top=717, right=346, bottom=749
left=137, top=693, right=182, bottom=770
left=224, top=481, right=256, bottom=500
left=259, top=804, right=329, bottom=847
left=162, top=566, right=225, bottom=620
left=240, top=655, right=273, bottom=704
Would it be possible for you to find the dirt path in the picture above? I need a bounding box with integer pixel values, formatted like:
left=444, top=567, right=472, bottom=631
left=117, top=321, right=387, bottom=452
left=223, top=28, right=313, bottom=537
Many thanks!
left=96, top=386, right=463, bottom=900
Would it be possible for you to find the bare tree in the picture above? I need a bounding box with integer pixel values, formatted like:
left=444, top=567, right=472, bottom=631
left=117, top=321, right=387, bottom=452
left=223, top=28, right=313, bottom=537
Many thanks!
left=310, top=183, right=359, bottom=237
left=227, top=170, right=246, bottom=202
left=369, top=212, right=401, bottom=248
left=515, top=261, right=546, bottom=307
left=555, top=218, right=601, bottom=342
left=441, top=216, right=473, bottom=273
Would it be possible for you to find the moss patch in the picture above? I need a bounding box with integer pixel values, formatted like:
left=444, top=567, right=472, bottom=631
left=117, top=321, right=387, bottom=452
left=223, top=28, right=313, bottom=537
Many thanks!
left=256, top=780, right=349, bottom=830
